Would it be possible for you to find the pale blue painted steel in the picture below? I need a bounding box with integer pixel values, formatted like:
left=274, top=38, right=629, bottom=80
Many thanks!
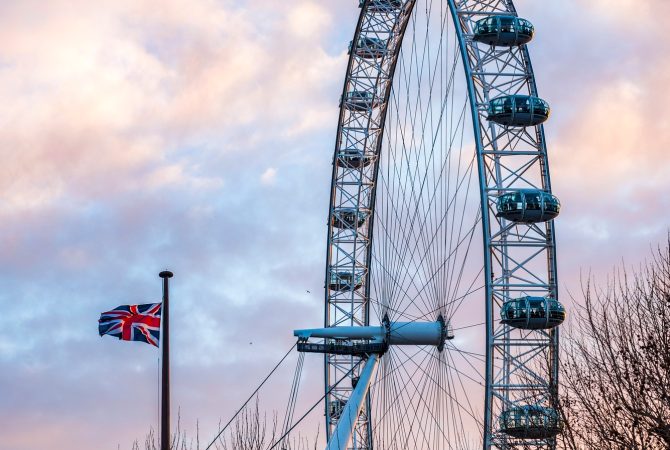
left=324, top=0, right=560, bottom=448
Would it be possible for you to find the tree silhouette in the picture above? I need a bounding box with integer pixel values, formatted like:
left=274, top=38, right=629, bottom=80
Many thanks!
left=558, top=239, right=670, bottom=449
left=134, top=400, right=317, bottom=450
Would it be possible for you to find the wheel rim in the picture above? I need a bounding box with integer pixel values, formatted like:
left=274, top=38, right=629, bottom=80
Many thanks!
left=322, top=1, right=561, bottom=448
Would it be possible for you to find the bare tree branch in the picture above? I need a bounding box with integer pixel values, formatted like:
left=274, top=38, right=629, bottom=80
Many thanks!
left=557, top=238, right=670, bottom=449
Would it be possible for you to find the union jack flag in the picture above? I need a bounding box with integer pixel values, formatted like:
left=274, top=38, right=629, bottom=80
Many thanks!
left=98, top=303, right=162, bottom=347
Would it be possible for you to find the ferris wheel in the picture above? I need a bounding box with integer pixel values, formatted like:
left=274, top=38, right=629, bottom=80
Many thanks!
left=293, top=0, right=565, bottom=448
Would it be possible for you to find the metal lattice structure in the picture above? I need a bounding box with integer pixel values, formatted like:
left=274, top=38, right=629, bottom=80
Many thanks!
left=298, top=0, right=563, bottom=448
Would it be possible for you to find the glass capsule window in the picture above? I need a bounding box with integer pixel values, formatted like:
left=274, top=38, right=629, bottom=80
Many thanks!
left=501, top=300, right=526, bottom=320
left=543, top=194, right=561, bottom=214
left=332, top=208, right=369, bottom=228
left=534, top=97, right=550, bottom=116
left=525, top=191, right=542, bottom=211
left=337, top=148, right=373, bottom=168
left=477, top=17, right=496, bottom=34
left=359, top=37, right=385, bottom=49
left=496, top=190, right=561, bottom=223
left=329, top=271, right=363, bottom=291
left=497, top=191, right=523, bottom=213
left=544, top=193, right=560, bottom=214
left=473, top=16, right=534, bottom=46
left=549, top=300, right=566, bottom=320
left=343, top=90, right=379, bottom=111
left=499, top=16, right=516, bottom=33
left=500, top=406, right=561, bottom=439
left=501, top=296, right=566, bottom=329
left=349, top=37, right=387, bottom=58
left=487, top=95, right=550, bottom=127
left=489, top=96, right=514, bottom=115
left=346, top=90, right=374, bottom=100
left=516, top=18, right=533, bottom=35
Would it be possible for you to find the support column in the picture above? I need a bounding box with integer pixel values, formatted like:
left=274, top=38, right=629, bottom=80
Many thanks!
left=326, top=354, right=379, bottom=450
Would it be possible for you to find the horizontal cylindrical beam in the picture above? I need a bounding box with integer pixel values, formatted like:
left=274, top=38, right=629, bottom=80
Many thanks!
left=388, top=321, right=443, bottom=346
left=294, top=321, right=444, bottom=347
left=294, top=326, right=384, bottom=341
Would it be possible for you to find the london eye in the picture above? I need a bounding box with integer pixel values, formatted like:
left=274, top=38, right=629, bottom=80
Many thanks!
left=293, top=1, right=564, bottom=448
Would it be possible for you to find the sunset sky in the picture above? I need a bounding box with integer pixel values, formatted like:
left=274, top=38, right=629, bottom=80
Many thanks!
left=1, top=0, right=669, bottom=449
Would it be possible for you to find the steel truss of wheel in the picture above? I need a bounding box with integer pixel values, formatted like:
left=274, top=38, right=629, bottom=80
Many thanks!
left=295, top=1, right=563, bottom=449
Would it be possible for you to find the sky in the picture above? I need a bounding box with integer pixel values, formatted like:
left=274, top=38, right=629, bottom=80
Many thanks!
left=1, top=0, right=669, bottom=449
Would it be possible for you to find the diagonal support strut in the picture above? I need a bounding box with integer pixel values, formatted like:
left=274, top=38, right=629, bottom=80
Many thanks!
left=326, top=354, right=379, bottom=450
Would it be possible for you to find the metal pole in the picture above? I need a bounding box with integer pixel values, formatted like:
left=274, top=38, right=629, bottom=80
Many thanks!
left=159, top=270, right=173, bottom=450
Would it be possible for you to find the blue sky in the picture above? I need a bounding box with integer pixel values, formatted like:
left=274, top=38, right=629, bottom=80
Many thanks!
left=1, top=0, right=669, bottom=448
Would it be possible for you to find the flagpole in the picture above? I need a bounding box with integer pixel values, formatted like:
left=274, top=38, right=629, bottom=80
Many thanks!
left=159, top=270, right=173, bottom=450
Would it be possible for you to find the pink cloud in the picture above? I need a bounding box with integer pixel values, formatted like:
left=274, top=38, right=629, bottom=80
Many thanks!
left=1, top=1, right=669, bottom=449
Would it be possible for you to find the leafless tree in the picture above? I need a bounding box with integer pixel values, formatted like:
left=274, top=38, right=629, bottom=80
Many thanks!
left=557, top=239, right=670, bottom=449
left=136, top=400, right=318, bottom=450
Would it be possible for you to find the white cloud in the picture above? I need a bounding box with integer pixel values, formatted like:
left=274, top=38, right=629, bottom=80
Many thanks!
left=287, top=2, right=332, bottom=38
left=2, top=1, right=670, bottom=449
left=260, top=167, right=277, bottom=185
